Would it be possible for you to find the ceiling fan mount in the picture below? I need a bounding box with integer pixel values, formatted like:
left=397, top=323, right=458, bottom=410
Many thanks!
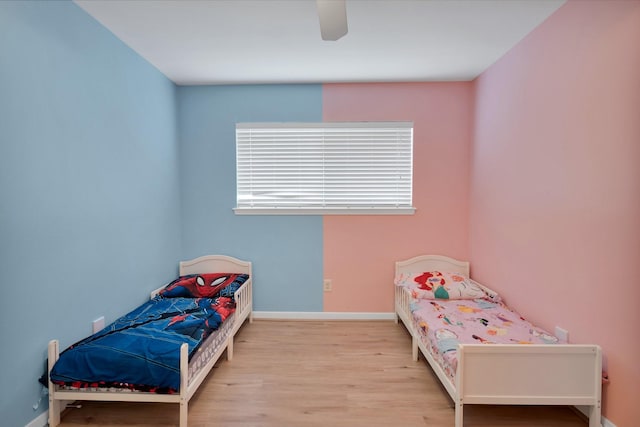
left=316, top=0, right=348, bottom=41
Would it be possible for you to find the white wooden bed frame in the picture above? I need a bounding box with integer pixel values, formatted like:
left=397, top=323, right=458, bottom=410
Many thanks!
left=394, top=255, right=602, bottom=427
left=48, top=254, right=253, bottom=427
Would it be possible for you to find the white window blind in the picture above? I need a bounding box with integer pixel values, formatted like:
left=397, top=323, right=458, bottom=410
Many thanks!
left=235, top=122, right=414, bottom=215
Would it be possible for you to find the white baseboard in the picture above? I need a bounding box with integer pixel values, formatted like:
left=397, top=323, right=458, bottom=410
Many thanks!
left=25, top=410, right=47, bottom=427
left=252, top=311, right=396, bottom=321
left=603, top=417, right=617, bottom=427
left=26, top=399, right=75, bottom=427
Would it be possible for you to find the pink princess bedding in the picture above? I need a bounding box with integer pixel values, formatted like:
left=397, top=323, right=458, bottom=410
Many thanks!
left=395, top=270, right=560, bottom=381
left=410, top=297, right=559, bottom=382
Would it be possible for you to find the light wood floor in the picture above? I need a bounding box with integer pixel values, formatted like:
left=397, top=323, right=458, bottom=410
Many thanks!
left=58, top=320, right=589, bottom=427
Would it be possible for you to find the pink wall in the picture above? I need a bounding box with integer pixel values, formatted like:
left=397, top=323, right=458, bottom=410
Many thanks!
left=470, top=1, right=640, bottom=425
left=323, top=83, right=473, bottom=312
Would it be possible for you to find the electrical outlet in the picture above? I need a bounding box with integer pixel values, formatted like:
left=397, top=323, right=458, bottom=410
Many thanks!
left=555, top=326, right=569, bottom=343
left=92, top=316, right=105, bottom=333
left=323, top=279, right=332, bottom=292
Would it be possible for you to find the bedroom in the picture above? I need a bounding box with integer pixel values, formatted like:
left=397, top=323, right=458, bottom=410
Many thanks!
left=0, top=1, right=638, bottom=427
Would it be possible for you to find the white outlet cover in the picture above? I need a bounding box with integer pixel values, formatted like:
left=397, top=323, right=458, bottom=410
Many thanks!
left=554, top=326, right=569, bottom=343
left=92, top=316, right=105, bottom=333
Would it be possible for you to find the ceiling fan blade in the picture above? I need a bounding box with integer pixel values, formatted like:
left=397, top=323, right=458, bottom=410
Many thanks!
left=317, top=0, right=348, bottom=41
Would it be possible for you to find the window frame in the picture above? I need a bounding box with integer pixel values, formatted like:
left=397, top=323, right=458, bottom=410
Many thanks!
left=234, top=122, right=415, bottom=215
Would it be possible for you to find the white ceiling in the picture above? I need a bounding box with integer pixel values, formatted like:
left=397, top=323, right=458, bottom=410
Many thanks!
left=74, top=0, right=566, bottom=86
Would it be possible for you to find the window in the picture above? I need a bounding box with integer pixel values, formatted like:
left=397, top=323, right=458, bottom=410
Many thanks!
left=235, top=122, right=414, bottom=215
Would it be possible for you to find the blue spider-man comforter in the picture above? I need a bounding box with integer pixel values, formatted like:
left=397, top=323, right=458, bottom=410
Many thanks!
left=50, top=296, right=235, bottom=392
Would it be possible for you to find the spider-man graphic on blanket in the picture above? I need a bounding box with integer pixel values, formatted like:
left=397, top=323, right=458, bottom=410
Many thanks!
left=50, top=273, right=248, bottom=393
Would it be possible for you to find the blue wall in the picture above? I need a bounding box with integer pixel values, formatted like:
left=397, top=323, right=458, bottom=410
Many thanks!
left=1, top=3, right=325, bottom=425
left=0, top=2, right=181, bottom=426
left=177, top=85, right=324, bottom=312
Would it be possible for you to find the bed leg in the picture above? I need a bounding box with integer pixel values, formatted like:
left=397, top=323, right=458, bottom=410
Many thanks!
left=227, top=336, right=234, bottom=361
left=179, top=399, right=188, bottom=427
left=47, top=340, right=61, bottom=427
left=588, top=403, right=601, bottom=427
left=412, top=336, right=418, bottom=362
left=48, top=397, right=61, bottom=427
left=454, top=401, right=463, bottom=427
left=394, top=312, right=399, bottom=324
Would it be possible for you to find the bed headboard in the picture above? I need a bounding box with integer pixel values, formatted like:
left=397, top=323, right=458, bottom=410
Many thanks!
left=150, top=255, right=252, bottom=299
left=179, top=255, right=252, bottom=276
left=395, top=254, right=469, bottom=277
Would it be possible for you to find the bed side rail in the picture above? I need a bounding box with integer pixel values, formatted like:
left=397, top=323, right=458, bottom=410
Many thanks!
left=394, top=286, right=412, bottom=328
left=234, top=278, right=253, bottom=326
left=394, top=286, right=419, bottom=361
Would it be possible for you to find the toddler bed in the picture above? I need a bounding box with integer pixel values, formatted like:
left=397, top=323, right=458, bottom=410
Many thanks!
left=47, top=254, right=253, bottom=427
left=394, top=255, right=602, bottom=427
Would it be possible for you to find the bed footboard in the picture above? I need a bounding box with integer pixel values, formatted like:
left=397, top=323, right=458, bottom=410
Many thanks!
left=455, top=344, right=602, bottom=427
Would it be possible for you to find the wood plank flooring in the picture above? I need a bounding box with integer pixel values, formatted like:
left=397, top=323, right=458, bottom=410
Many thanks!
left=58, top=320, right=589, bottom=427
